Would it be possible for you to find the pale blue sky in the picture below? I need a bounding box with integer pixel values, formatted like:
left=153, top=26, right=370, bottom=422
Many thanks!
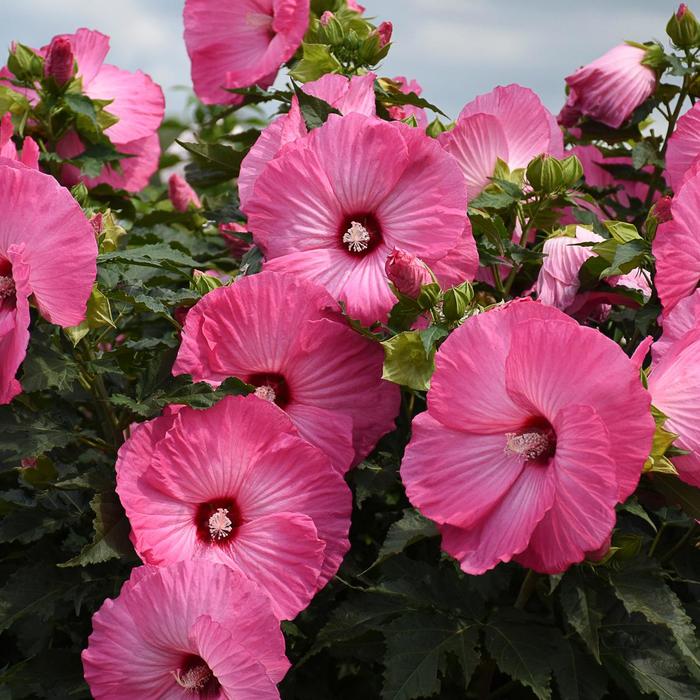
left=1, top=0, right=679, bottom=120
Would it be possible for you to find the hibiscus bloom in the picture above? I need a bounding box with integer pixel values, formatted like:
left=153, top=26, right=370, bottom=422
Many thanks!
left=116, top=394, right=351, bottom=619
left=0, top=114, right=39, bottom=168
left=174, top=271, right=400, bottom=472
left=647, top=329, right=700, bottom=487
left=400, top=299, right=654, bottom=574
left=558, top=44, right=656, bottom=129
left=652, top=289, right=700, bottom=365
left=654, top=169, right=700, bottom=315
left=243, top=112, right=469, bottom=324
left=0, top=159, right=96, bottom=403
left=83, top=560, right=289, bottom=698
left=184, top=0, right=309, bottom=105
left=666, top=101, right=700, bottom=192
left=238, top=72, right=376, bottom=209
left=439, top=84, right=563, bottom=199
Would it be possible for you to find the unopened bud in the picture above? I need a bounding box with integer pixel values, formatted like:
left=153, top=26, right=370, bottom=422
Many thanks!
left=320, top=11, right=334, bottom=26
left=168, top=174, right=201, bottom=212
left=385, top=248, right=431, bottom=298
left=667, top=4, right=700, bottom=48
left=318, top=11, right=344, bottom=44
left=443, top=282, right=474, bottom=322
left=377, top=21, right=393, bottom=47
left=191, top=269, right=226, bottom=296
left=560, top=155, right=584, bottom=186
left=526, top=154, right=564, bottom=193
left=44, top=36, right=75, bottom=86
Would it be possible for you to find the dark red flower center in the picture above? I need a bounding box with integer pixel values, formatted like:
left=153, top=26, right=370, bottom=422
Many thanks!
left=504, top=418, right=556, bottom=465
left=339, top=213, right=383, bottom=256
left=194, top=498, right=241, bottom=546
left=247, top=372, right=291, bottom=408
left=0, top=257, right=16, bottom=311
left=174, top=655, right=220, bottom=696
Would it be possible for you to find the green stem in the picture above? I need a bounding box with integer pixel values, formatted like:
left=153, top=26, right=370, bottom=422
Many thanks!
left=502, top=199, right=546, bottom=296
left=660, top=523, right=697, bottom=563
left=514, top=569, right=539, bottom=610
left=648, top=521, right=668, bottom=558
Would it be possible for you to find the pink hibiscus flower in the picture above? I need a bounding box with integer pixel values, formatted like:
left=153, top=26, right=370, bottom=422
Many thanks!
left=169, top=173, right=202, bottom=211
left=83, top=560, right=289, bottom=698
left=400, top=299, right=654, bottom=574
left=238, top=72, right=376, bottom=209
left=666, top=101, right=700, bottom=192
left=558, top=44, right=656, bottom=129
left=652, top=289, right=700, bottom=365
left=647, top=329, right=700, bottom=487
left=174, top=272, right=400, bottom=473
left=243, top=112, right=469, bottom=324
left=654, top=169, right=700, bottom=315
left=439, top=84, right=563, bottom=199
left=0, top=114, right=39, bottom=169
left=116, top=394, right=351, bottom=619
left=184, top=0, right=309, bottom=105
left=0, top=159, right=97, bottom=404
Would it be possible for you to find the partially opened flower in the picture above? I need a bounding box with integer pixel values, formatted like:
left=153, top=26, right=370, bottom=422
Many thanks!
left=244, top=113, right=469, bottom=323
left=439, top=84, right=563, bottom=199
left=174, top=272, right=400, bottom=473
left=116, top=394, right=352, bottom=619
left=0, top=114, right=39, bottom=169
left=558, top=44, right=656, bottom=129
left=652, top=289, right=700, bottom=364
left=666, top=101, right=700, bottom=192
left=83, top=560, right=289, bottom=699
left=184, top=0, right=309, bottom=105
left=0, top=159, right=96, bottom=403
left=647, top=329, right=700, bottom=487
left=654, top=169, right=700, bottom=315
left=400, top=299, right=654, bottom=574
left=238, top=73, right=376, bottom=209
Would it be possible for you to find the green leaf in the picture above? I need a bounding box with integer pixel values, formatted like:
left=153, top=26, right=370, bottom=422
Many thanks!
left=63, top=93, right=99, bottom=129
left=0, top=411, right=75, bottom=471
left=652, top=474, right=700, bottom=519
left=559, top=575, right=604, bottom=662
left=21, top=344, right=79, bottom=393
left=0, top=507, right=62, bottom=545
left=376, top=83, right=448, bottom=118
left=98, top=243, right=199, bottom=270
left=382, top=611, right=480, bottom=700
left=289, top=43, right=342, bottom=82
left=418, top=326, right=448, bottom=354
left=293, top=83, right=341, bottom=129
left=603, top=221, right=642, bottom=243
left=609, top=563, right=700, bottom=679
left=59, top=492, right=133, bottom=567
left=470, top=189, right=517, bottom=210
left=552, top=640, right=608, bottom=700
left=484, top=609, right=557, bottom=700
left=381, top=331, right=435, bottom=391
left=377, top=509, right=438, bottom=564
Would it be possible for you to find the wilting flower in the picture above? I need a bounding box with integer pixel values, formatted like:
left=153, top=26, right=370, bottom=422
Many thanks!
left=0, top=114, right=39, bottom=169
left=116, top=395, right=351, bottom=620
left=168, top=173, right=201, bottom=211
left=244, top=113, right=469, bottom=323
left=219, top=222, right=253, bottom=258
left=653, top=289, right=700, bottom=364
left=666, top=102, right=700, bottom=192
left=0, top=159, right=97, bottom=403
left=558, top=44, right=656, bottom=129
left=647, top=329, right=700, bottom=487
left=184, top=0, right=309, bottom=105
left=385, top=248, right=431, bottom=297
left=174, top=272, right=400, bottom=472
left=44, top=36, right=74, bottom=85
left=654, top=169, right=700, bottom=315
left=238, top=73, right=376, bottom=209
left=387, top=76, right=428, bottom=128
left=83, top=560, right=289, bottom=698
left=439, top=84, right=563, bottom=199
left=400, top=299, right=654, bottom=574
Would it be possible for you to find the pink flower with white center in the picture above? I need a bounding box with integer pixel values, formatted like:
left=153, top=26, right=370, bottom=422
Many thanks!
left=654, top=169, right=700, bottom=316
left=666, top=101, right=700, bottom=192
left=0, top=114, right=39, bottom=169
left=558, top=44, right=656, bottom=129
left=647, top=329, right=700, bottom=488
left=82, top=561, right=289, bottom=699
left=238, top=72, right=376, bottom=209
left=183, top=0, right=309, bottom=105
left=0, top=159, right=96, bottom=404
left=400, top=299, right=654, bottom=574
left=243, top=113, right=469, bottom=324
left=116, top=394, right=351, bottom=620
left=439, top=84, right=563, bottom=199
left=387, top=76, right=428, bottom=128
left=168, top=173, right=202, bottom=212
left=174, top=272, right=400, bottom=473
left=652, top=289, right=700, bottom=365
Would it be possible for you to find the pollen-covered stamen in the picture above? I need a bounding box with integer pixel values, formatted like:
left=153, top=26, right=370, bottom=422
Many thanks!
left=505, top=429, right=554, bottom=462
left=254, top=384, right=277, bottom=403
left=343, top=221, right=371, bottom=253
left=0, top=275, right=15, bottom=299
left=173, top=662, right=213, bottom=691
left=208, top=507, right=233, bottom=540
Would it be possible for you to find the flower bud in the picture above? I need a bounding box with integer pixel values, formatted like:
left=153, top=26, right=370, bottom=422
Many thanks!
left=320, top=11, right=334, bottom=26
left=168, top=174, right=201, bottom=212
left=318, top=11, right=344, bottom=44
left=347, top=0, right=365, bottom=12
left=192, top=269, right=226, bottom=296
left=385, top=248, right=431, bottom=298
left=667, top=4, right=700, bottom=48
left=559, top=155, right=584, bottom=187
left=443, top=282, right=474, bottom=322
left=526, top=154, right=564, bottom=193
left=655, top=195, right=673, bottom=223
left=377, top=21, right=393, bottom=47
left=44, top=36, right=75, bottom=86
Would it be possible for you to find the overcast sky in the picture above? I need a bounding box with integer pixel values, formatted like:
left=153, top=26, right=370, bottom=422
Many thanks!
left=1, top=0, right=680, bottom=120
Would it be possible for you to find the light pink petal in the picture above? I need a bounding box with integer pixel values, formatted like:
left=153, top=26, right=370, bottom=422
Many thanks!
left=401, top=412, right=525, bottom=529
left=458, top=84, right=556, bottom=168
left=430, top=221, right=479, bottom=288
left=666, top=102, right=700, bottom=192
left=20, top=137, right=39, bottom=169
left=227, top=512, right=325, bottom=620
left=439, top=113, right=508, bottom=199
left=515, top=404, right=618, bottom=573
left=302, top=72, right=377, bottom=117
left=439, top=460, right=557, bottom=575
left=653, top=289, right=700, bottom=365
